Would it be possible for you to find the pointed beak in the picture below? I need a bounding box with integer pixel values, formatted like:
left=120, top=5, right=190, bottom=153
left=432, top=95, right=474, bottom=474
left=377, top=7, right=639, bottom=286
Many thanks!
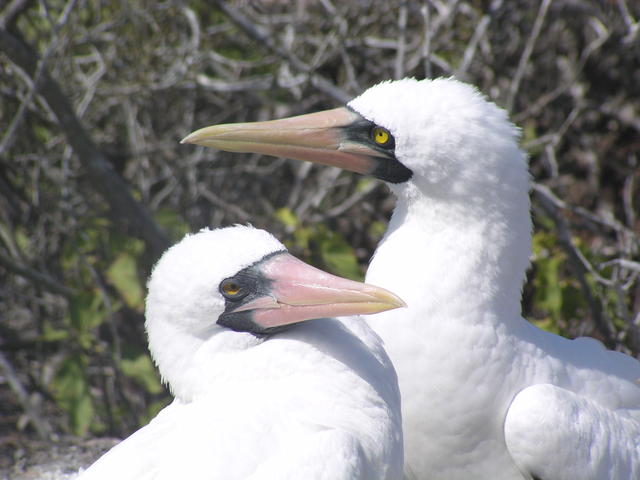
left=223, top=252, right=405, bottom=332
left=181, top=107, right=387, bottom=176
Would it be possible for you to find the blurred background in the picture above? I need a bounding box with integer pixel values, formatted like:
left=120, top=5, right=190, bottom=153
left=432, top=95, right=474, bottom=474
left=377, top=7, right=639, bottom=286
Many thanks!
left=1, top=0, right=639, bottom=475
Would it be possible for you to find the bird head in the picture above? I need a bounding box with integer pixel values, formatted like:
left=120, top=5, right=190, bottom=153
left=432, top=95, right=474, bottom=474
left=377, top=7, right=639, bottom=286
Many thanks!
left=145, top=225, right=404, bottom=339
left=182, top=78, right=528, bottom=205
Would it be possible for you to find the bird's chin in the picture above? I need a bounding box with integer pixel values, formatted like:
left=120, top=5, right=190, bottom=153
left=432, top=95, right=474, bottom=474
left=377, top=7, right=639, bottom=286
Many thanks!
left=217, top=310, right=281, bottom=336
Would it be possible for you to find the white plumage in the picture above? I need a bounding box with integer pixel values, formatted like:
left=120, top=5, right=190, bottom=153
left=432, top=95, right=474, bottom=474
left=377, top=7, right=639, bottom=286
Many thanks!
left=184, top=77, right=640, bottom=479
left=78, top=226, right=403, bottom=480
left=351, top=79, right=640, bottom=479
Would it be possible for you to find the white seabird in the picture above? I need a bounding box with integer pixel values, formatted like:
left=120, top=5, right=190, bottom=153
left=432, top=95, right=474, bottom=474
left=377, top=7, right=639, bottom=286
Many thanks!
left=183, top=77, right=640, bottom=480
left=78, top=225, right=404, bottom=480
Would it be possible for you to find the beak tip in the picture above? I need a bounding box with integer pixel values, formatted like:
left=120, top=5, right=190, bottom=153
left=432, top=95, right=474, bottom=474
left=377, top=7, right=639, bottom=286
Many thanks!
left=389, top=299, right=407, bottom=310
left=378, top=290, right=407, bottom=310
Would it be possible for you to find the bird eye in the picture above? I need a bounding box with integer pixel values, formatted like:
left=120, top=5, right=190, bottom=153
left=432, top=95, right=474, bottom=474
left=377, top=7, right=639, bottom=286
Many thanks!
left=220, top=279, right=242, bottom=298
left=371, top=126, right=393, bottom=147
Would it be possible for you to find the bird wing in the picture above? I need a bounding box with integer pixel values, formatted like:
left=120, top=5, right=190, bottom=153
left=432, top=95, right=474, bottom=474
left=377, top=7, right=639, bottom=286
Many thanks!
left=78, top=392, right=399, bottom=480
left=245, top=428, right=378, bottom=480
left=568, top=336, right=640, bottom=409
left=77, top=398, right=280, bottom=480
left=504, top=384, right=640, bottom=480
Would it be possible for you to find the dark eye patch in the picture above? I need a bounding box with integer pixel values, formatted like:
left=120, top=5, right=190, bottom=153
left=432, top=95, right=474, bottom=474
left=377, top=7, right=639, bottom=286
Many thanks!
left=219, top=268, right=262, bottom=303
left=342, top=107, right=412, bottom=184
left=217, top=250, right=287, bottom=336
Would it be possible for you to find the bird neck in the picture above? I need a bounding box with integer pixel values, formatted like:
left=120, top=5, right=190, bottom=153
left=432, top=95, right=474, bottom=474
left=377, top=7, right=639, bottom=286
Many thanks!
left=146, top=318, right=262, bottom=402
left=367, top=180, right=531, bottom=325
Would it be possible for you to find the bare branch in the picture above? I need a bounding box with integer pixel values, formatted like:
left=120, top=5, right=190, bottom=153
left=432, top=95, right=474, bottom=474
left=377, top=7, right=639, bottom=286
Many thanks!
left=0, top=0, right=29, bottom=30
left=394, top=4, right=408, bottom=80
left=213, top=0, right=351, bottom=103
left=455, top=15, right=490, bottom=80
left=601, top=259, right=640, bottom=275
left=197, top=73, right=274, bottom=92
left=513, top=17, right=609, bottom=122
left=0, top=349, right=53, bottom=439
left=200, top=189, right=251, bottom=222
left=312, top=180, right=379, bottom=221
left=622, top=170, right=637, bottom=229
left=0, top=0, right=78, bottom=156
left=506, top=0, right=552, bottom=110
left=421, top=2, right=432, bottom=78
left=617, top=0, right=639, bottom=43
left=0, top=29, right=171, bottom=259
left=0, top=249, right=75, bottom=298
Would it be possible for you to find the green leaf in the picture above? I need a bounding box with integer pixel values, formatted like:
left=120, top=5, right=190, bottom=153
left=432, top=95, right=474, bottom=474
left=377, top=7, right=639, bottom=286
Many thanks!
left=154, top=208, right=190, bottom=242
left=368, top=221, right=387, bottom=242
left=142, top=398, right=172, bottom=424
left=317, top=230, right=363, bottom=281
left=291, top=226, right=312, bottom=250
left=531, top=317, right=562, bottom=335
left=41, top=321, right=69, bottom=342
left=51, top=354, right=94, bottom=436
left=522, top=121, right=538, bottom=146
left=530, top=230, right=589, bottom=334
left=69, top=292, right=108, bottom=338
left=106, top=253, right=144, bottom=311
left=14, top=228, right=32, bottom=259
left=536, top=255, right=563, bottom=316
left=560, top=283, right=585, bottom=319
left=120, top=354, right=163, bottom=394
left=356, top=178, right=374, bottom=192
left=33, top=125, right=52, bottom=144
left=274, top=207, right=298, bottom=228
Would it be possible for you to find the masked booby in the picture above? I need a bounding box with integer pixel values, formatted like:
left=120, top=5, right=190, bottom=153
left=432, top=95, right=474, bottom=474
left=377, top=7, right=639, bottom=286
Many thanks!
left=78, top=225, right=404, bottom=480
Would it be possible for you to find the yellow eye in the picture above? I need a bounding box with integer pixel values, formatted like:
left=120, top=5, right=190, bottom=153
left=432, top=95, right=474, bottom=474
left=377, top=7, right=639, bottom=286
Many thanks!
left=221, top=280, right=241, bottom=297
left=372, top=126, right=391, bottom=146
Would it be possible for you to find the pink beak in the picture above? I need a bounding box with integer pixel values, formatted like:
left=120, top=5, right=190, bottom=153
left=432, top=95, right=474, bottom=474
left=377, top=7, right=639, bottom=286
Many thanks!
left=181, top=107, right=385, bottom=176
left=181, top=106, right=412, bottom=183
left=224, top=252, right=405, bottom=332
